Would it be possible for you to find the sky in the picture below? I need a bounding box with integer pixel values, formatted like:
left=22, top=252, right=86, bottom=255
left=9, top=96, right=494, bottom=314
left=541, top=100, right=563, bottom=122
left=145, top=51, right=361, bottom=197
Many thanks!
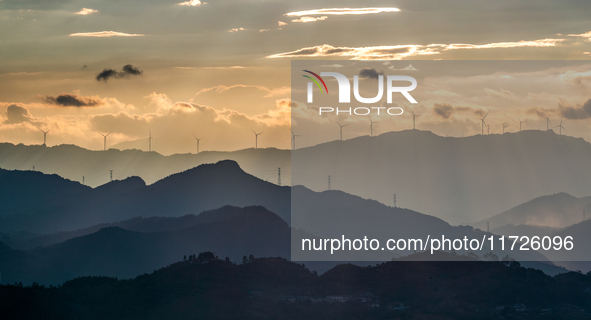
left=0, top=0, right=590, bottom=154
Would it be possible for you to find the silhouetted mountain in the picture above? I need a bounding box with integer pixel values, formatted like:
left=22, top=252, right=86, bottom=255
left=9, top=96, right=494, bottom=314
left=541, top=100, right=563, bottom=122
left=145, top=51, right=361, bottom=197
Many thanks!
left=2, top=254, right=590, bottom=320
left=3, top=206, right=272, bottom=250
left=93, top=176, right=146, bottom=195
left=0, top=143, right=290, bottom=187
left=0, top=168, right=91, bottom=214
left=291, top=186, right=548, bottom=262
left=539, top=219, right=591, bottom=273
left=0, top=160, right=290, bottom=234
left=1, top=162, right=550, bottom=265
left=4, top=130, right=591, bottom=225
left=0, top=241, right=10, bottom=252
left=0, top=206, right=290, bottom=285
left=476, top=192, right=591, bottom=229
left=292, top=130, right=591, bottom=223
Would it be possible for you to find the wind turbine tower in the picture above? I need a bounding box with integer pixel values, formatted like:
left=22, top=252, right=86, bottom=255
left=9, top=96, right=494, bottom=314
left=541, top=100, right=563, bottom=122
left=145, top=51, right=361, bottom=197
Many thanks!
left=40, top=129, right=50, bottom=146
left=148, top=129, right=153, bottom=152
left=336, top=121, right=348, bottom=141
left=480, top=110, right=490, bottom=135
left=411, top=110, right=420, bottom=130
left=518, top=117, right=526, bottom=132
left=546, top=116, right=552, bottom=131
left=368, top=116, right=379, bottom=136
left=252, top=130, right=263, bottom=149
left=502, top=124, right=508, bottom=134
left=290, top=129, right=302, bottom=150
left=99, top=132, right=112, bottom=151
left=554, top=118, right=566, bottom=135
left=192, top=135, right=202, bottom=153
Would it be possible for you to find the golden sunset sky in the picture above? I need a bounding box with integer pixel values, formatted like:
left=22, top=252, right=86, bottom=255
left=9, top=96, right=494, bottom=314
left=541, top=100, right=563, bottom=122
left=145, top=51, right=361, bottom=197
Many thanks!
left=1, top=0, right=590, bottom=154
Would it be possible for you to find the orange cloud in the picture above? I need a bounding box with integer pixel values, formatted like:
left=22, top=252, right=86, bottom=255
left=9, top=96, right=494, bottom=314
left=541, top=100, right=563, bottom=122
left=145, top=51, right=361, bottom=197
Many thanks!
left=267, top=38, right=564, bottom=59
left=285, top=8, right=400, bottom=16
left=69, top=31, right=144, bottom=37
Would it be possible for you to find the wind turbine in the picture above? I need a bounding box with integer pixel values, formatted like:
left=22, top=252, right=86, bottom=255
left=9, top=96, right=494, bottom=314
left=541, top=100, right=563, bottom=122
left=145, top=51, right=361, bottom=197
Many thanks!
left=252, top=129, right=263, bottom=149
left=518, top=117, right=526, bottom=132
left=336, top=121, right=348, bottom=141
left=99, top=132, right=112, bottom=151
left=191, top=134, right=202, bottom=153
left=147, top=128, right=154, bottom=152
left=39, top=129, right=50, bottom=146
left=410, top=110, right=420, bottom=130
left=290, top=129, right=302, bottom=150
left=368, top=116, right=378, bottom=136
left=480, top=110, right=490, bottom=135
left=502, top=124, right=508, bottom=134
left=546, top=116, right=552, bottom=131
left=554, top=118, right=566, bottom=135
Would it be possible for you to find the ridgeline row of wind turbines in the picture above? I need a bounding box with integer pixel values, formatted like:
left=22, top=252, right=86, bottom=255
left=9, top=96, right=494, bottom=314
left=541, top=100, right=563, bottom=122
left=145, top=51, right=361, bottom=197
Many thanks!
left=34, top=111, right=570, bottom=152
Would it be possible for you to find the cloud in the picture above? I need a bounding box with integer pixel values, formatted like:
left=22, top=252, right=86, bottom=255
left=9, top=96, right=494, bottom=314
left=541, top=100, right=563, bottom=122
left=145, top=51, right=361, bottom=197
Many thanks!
left=430, top=104, right=486, bottom=120
left=558, top=99, right=591, bottom=119
left=358, top=68, right=383, bottom=80
left=268, top=44, right=439, bottom=60
left=194, top=84, right=289, bottom=98
left=278, top=21, right=288, bottom=26
left=45, top=94, right=104, bottom=107
left=259, top=29, right=270, bottom=32
left=291, top=16, right=327, bottom=23
left=177, top=0, right=202, bottom=6
left=201, top=66, right=246, bottom=69
left=267, top=38, right=564, bottom=59
left=285, top=8, right=400, bottom=16
left=559, top=70, right=591, bottom=85
left=228, top=27, right=246, bottom=33
left=69, top=31, right=144, bottom=37
left=90, top=94, right=291, bottom=152
left=445, top=39, right=562, bottom=50
left=5, top=72, right=44, bottom=76
left=433, top=104, right=454, bottom=119
left=96, top=64, right=143, bottom=82
left=75, top=8, right=98, bottom=15
left=567, top=31, right=591, bottom=40
left=526, top=107, right=552, bottom=118
left=4, top=105, right=32, bottom=124
left=427, top=90, right=460, bottom=97
left=483, top=87, right=517, bottom=99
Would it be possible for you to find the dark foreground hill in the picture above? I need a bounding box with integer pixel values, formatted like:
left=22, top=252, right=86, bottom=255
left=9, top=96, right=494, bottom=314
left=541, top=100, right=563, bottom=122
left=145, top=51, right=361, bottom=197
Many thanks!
left=1, top=253, right=590, bottom=320
left=0, top=206, right=290, bottom=285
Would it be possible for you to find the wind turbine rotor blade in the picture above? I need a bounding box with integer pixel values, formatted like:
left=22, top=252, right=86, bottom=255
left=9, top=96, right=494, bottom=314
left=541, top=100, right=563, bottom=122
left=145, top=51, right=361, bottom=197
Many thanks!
left=483, top=110, right=490, bottom=120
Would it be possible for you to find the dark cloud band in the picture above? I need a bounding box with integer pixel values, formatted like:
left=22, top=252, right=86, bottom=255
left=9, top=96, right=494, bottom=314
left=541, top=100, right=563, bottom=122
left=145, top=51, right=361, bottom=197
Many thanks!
left=45, top=94, right=104, bottom=107
left=96, top=64, right=143, bottom=82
